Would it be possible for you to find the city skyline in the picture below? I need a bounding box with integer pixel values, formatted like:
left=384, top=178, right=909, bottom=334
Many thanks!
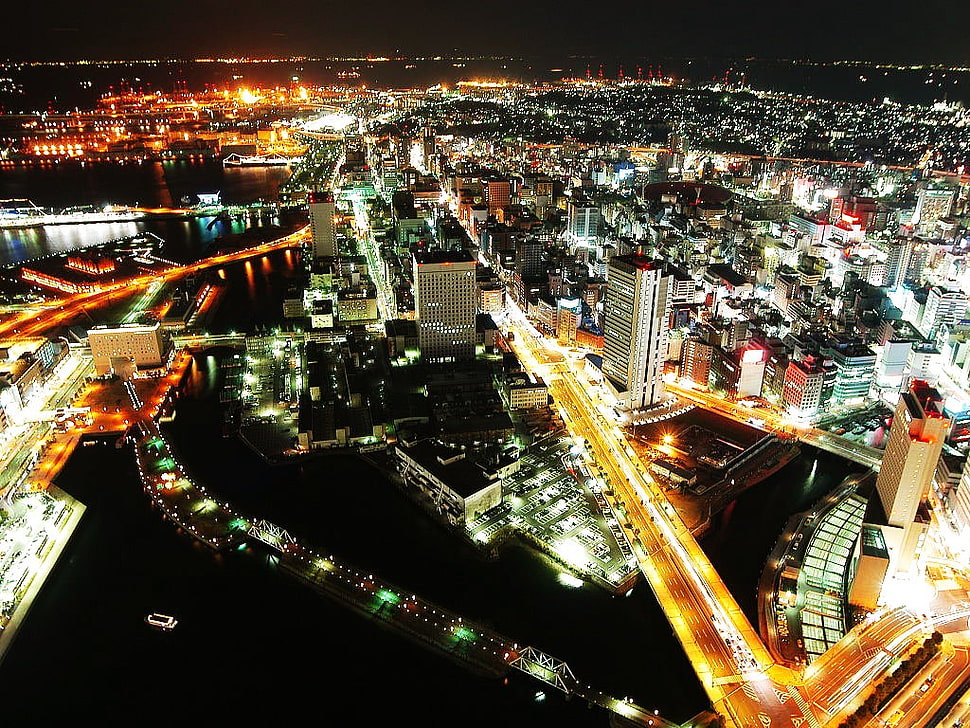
left=5, top=17, right=970, bottom=727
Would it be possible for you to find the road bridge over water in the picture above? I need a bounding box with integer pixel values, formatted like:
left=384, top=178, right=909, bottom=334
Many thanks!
left=172, top=333, right=248, bottom=352
left=0, top=227, right=309, bottom=340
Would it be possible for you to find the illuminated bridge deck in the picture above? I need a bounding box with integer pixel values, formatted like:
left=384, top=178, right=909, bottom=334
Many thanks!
left=130, top=424, right=678, bottom=726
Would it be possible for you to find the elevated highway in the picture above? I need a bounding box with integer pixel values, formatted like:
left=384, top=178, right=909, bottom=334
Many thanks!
left=503, top=306, right=811, bottom=728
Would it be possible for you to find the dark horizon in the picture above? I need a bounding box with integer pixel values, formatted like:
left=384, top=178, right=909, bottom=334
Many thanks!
left=9, top=0, right=970, bottom=66
left=7, top=53, right=970, bottom=67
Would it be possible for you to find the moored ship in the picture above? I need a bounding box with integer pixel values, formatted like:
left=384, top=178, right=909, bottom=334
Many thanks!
left=0, top=200, right=147, bottom=227
left=48, top=204, right=146, bottom=225
left=0, top=198, right=47, bottom=228
left=145, top=613, right=178, bottom=631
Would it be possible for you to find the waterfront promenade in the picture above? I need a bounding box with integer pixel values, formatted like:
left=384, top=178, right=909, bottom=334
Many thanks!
left=0, top=352, right=96, bottom=662
left=128, top=410, right=680, bottom=727
left=0, top=485, right=83, bottom=666
left=0, top=227, right=307, bottom=664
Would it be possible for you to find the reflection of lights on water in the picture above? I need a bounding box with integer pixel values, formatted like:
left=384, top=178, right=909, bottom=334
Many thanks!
left=557, top=572, right=584, bottom=588
left=244, top=259, right=256, bottom=296
left=555, top=539, right=589, bottom=570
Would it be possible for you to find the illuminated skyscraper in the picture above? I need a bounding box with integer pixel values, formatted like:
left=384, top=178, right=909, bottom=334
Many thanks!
left=919, top=286, right=967, bottom=339
left=568, top=198, right=601, bottom=247
left=913, top=185, right=955, bottom=233
left=876, top=380, right=949, bottom=573
left=830, top=341, right=877, bottom=407
left=414, top=250, right=477, bottom=363
left=308, top=190, right=336, bottom=260
left=602, top=255, right=672, bottom=411
left=882, top=237, right=912, bottom=289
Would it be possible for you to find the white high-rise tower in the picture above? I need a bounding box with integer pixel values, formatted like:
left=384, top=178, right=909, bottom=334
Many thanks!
left=308, top=190, right=336, bottom=260
left=414, top=250, right=477, bottom=363
left=602, top=255, right=673, bottom=411
left=876, top=380, right=949, bottom=574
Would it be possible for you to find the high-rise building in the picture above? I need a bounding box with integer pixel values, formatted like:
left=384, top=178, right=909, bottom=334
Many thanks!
left=736, top=344, right=768, bottom=398
left=882, top=237, right=912, bottom=289
left=781, top=355, right=835, bottom=419
left=908, top=342, right=941, bottom=385
left=568, top=199, right=601, bottom=246
left=483, top=176, right=511, bottom=215
left=771, top=268, right=801, bottom=314
left=308, top=190, right=336, bottom=260
left=414, top=250, right=477, bottom=363
left=682, top=334, right=714, bottom=387
left=830, top=341, right=876, bottom=406
left=949, top=458, right=970, bottom=557
left=913, top=186, right=955, bottom=232
left=878, top=380, right=948, bottom=524
left=556, top=298, right=582, bottom=344
left=904, top=240, right=930, bottom=285
left=847, top=525, right=891, bottom=611
left=708, top=345, right=767, bottom=399
left=830, top=195, right=881, bottom=232
left=515, top=238, right=544, bottom=279
left=919, top=286, right=967, bottom=339
left=602, top=255, right=672, bottom=411
left=876, top=380, right=949, bottom=573
left=533, top=175, right=554, bottom=220
left=787, top=213, right=830, bottom=250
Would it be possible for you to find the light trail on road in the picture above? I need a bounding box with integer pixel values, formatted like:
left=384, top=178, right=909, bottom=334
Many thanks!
left=0, top=227, right=309, bottom=340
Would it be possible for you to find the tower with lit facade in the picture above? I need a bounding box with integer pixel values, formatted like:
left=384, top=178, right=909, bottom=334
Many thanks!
left=919, top=286, right=967, bottom=339
left=913, top=185, right=955, bottom=233
left=309, top=190, right=336, bottom=260
left=568, top=198, right=601, bottom=247
left=876, top=380, right=949, bottom=574
left=602, top=255, right=672, bottom=411
left=414, top=250, right=477, bottom=363
left=882, top=237, right=912, bottom=289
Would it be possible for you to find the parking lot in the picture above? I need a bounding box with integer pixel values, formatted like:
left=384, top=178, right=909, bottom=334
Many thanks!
left=237, top=335, right=303, bottom=458
left=465, top=436, right=638, bottom=589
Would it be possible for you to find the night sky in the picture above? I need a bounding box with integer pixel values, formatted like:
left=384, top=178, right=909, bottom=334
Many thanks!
left=9, top=0, right=970, bottom=63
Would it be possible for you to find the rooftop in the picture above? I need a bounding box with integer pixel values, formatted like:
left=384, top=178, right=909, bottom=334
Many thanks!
left=414, top=249, right=475, bottom=266
left=397, top=438, right=499, bottom=499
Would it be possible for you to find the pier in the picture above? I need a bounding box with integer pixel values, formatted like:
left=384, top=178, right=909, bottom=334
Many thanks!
left=128, top=412, right=681, bottom=726
left=281, top=541, right=679, bottom=727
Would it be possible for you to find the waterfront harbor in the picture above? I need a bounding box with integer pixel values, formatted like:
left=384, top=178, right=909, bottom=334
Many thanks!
left=7, top=55, right=970, bottom=728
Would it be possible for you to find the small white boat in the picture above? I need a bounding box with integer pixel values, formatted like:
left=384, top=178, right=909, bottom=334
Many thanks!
left=145, top=613, right=178, bottom=631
